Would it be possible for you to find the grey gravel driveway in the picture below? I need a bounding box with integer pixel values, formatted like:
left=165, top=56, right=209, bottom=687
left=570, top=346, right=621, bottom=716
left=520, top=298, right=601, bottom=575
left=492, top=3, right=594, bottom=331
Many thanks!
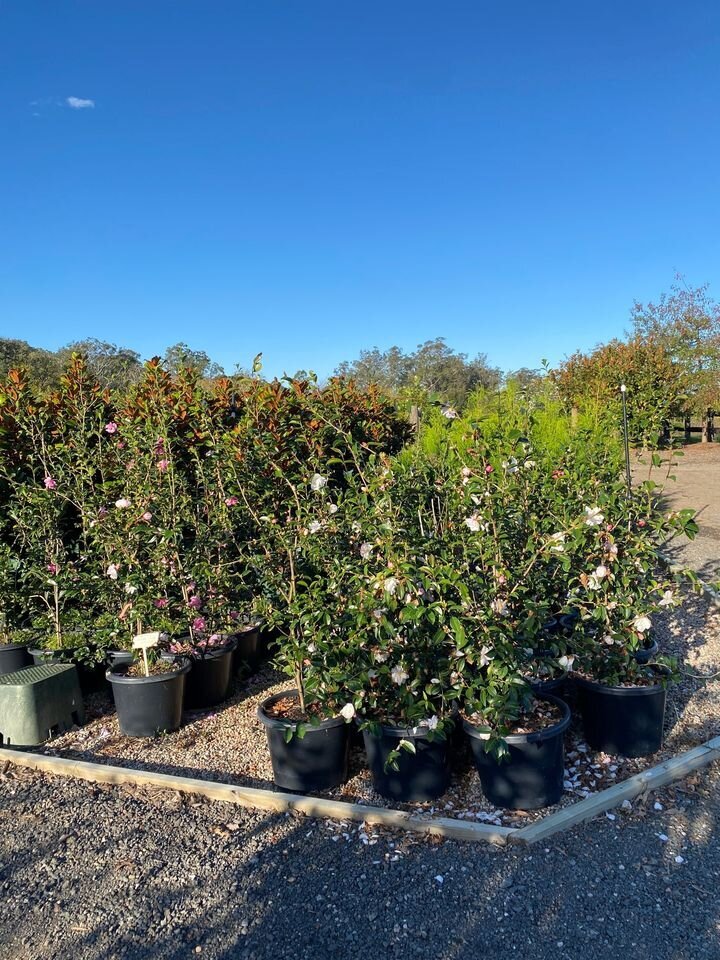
left=1, top=761, right=719, bottom=960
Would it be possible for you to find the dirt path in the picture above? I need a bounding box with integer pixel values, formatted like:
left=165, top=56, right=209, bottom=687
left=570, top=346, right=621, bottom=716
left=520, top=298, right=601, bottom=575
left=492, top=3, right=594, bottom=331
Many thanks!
left=634, top=444, right=720, bottom=583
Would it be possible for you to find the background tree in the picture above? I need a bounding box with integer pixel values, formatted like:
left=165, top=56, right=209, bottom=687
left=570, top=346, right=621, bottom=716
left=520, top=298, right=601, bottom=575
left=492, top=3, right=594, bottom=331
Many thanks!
left=335, top=337, right=500, bottom=409
left=630, top=279, right=720, bottom=416
left=552, top=337, right=686, bottom=447
left=0, top=338, right=60, bottom=389
left=57, top=338, right=143, bottom=393
left=161, top=342, right=225, bottom=380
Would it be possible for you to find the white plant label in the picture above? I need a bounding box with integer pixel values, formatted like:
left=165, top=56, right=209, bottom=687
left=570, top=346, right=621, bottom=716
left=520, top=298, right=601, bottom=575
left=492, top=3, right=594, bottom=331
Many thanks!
left=132, top=631, right=160, bottom=677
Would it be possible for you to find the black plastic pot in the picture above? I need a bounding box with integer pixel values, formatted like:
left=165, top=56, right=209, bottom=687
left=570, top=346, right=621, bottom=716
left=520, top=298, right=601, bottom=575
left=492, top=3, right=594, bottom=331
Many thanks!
left=362, top=723, right=451, bottom=802
left=105, top=650, right=135, bottom=671
left=232, top=624, right=262, bottom=674
left=29, top=646, right=105, bottom=695
left=464, top=694, right=571, bottom=810
left=107, top=659, right=191, bottom=737
left=258, top=690, right=350, bottom=792
left=162, top=638, right=236, bottom=709
left=0, top=641, right=33, bottom=675
left=575, top=674, right=667, bottom=757
left=529, top=673, right=567, bottom=697
left=633, top=636, right=659, bottom=665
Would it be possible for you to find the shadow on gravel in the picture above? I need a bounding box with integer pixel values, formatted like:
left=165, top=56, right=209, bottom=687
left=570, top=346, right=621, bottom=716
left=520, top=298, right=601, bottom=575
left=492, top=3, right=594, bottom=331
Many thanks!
left=2, top=761, right=720, bottom=960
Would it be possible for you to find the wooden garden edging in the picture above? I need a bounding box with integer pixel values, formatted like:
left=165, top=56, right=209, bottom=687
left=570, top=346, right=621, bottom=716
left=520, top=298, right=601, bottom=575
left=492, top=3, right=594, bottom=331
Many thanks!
left=2, top=737, right=719, bottom=846
left=0, top=747, right=512, bottom=845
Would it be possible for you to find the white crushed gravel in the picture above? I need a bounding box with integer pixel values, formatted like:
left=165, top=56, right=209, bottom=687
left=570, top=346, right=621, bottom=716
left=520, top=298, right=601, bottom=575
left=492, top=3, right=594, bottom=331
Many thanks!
left=43, top=590, right=720, bottom=828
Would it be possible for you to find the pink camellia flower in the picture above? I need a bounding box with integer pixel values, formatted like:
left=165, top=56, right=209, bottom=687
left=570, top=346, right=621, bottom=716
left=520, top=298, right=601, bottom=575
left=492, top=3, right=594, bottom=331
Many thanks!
left=154, top=437, right=165, bottom=455
left=484, top=465, right=493, bottom=475
left=117, top=441, right=126, bottom=449
left=192, top=616, right=207, bottom=633
left=47, top=562, right=58, bottom=575
left=157, top=459, right=170, bottom=472
left=44, top=476, right=57, bottom=490
left=142, top=511, right=153, bottom=522
left=188, top=595, right=203, bottom=610
left=98, top=506, right=109, bottom=518
left=225, top=496, right=239, bottom=507
left=637, top=519, right=646, bottom=528
left=229, top=610, right=240, bottom=621
left=153, top=598, right=168, bottom=609
left=104, top=422, right=118, bottom=434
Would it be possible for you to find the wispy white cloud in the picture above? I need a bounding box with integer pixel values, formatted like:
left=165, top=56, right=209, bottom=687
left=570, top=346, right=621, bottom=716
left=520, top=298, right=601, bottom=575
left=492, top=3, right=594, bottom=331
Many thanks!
left=66, top=96, right=95, bottom=110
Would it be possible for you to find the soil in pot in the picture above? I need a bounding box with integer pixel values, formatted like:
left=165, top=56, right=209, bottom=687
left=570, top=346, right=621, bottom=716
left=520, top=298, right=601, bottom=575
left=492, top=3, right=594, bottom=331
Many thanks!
left=257, top=690, right=350, bottom=792
left=162, top=637, right=236, bottom=709
left=107, top=658, right=191, bottom=737
left=362, top=723, right=451, bottom=803
left=575, top=670, right=667, bottom=757
left=0, top=641, right=33, bottom=675
left=464, top=694, right=571, bottom=810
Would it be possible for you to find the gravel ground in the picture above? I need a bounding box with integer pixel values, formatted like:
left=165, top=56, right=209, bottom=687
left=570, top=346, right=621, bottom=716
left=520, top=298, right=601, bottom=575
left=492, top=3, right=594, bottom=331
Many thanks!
left=41, top=592, right=720, bottom=829
left=1, top=759, right=719, bottom=960
left=634, top=443, right=720, bottom=583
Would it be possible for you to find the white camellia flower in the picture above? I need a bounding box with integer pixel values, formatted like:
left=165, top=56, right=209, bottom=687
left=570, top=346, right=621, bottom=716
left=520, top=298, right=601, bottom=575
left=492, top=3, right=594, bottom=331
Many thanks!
left=605, top=542, right=619, bottom=559
left=360, top=542, right=373, bottom=560
left=479, top=645, right=493, bottom=667
left=373, top=650, right=388, bottom=663
left=106, top=563, right=119, bottom=580
left=464, top=515, right=481, bottom=532
left=390, top=664, right=409, bottom=685
left=327, top=503, right=338, bottom=514
left=586, top=575, right=601, bottom=591
left=384, top=576, right=399, bottom=595
left=558, top=654, right=575, bottom=671
left=441, top=405, right=458, bottom=419
left=633, top=615, right=652, bottom=633
left=659, top=590, right=674, bottom=608
left=340, top=703, right=356, bottom=721
left=595, top=565, right=610, bottom=579
left=124, top=583, right=137, bottom=595
left=549, top=532, right=566, bottom=553
left=308, top=520, right=322, bottom=534
left=603, top=634, right=616, bottom=645
left=524, top=460, right=536, bottom=469
left=461, top=466, right=472, bottom=478
left=583, top=506, right=604, bottom=526
left=501, top=457, right=519, bottom=474
left=425, top=715, right=439, bottom=730
left=115, top=498, right=131, bottom=509
left=310, top=473, right=327, bottom=492
left=307, top=643, right=317, bottom=653
left=491, top=598, right=509, bottom=617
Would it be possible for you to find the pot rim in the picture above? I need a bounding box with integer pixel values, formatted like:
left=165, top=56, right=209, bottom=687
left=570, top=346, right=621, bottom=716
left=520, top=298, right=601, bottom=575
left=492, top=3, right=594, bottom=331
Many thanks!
left=0, top=640, right=32, bottom=652
left=463, top=693, right=572, bottom=744
left=28, top=646, right=79, bottom=658
left=574, top=671, right=668, bottom=695
left=106, top=657, right=192, bottom=684
left=162, top=636, right=238, bottom=660
left=257, top=689, right=346, bottom=731
left=359, top=719, right=451, bottom=739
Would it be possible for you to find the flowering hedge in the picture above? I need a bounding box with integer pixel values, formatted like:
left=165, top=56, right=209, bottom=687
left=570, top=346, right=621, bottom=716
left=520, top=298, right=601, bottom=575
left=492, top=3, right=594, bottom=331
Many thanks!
left=0, top=357, right=699, bottom=748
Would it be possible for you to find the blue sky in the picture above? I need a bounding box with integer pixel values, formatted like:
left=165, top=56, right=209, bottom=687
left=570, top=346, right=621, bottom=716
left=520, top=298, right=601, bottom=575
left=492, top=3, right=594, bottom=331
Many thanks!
left=2, top=1, right=720, bottom=379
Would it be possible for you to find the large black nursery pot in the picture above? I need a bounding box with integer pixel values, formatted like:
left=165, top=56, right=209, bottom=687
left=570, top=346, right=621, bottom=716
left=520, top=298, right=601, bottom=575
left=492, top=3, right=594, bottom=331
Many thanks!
left=107, top=658, right=191, bottom=737
left=0, top=641, right=33, bottom=675
left=105, top=649, right=135, bottom=671
left=575, top=673, right=667, bottom=758
left=29, top=645, right=106, bottom=696
left=464, top=694, right=571, bottom=810
left=362, top=722, right=451, bottom=803
left=163, top=636, right=237, bottom=709
left=231, top=624, right=262, bottom=675
left=258, top=690, right=350, bottom=792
